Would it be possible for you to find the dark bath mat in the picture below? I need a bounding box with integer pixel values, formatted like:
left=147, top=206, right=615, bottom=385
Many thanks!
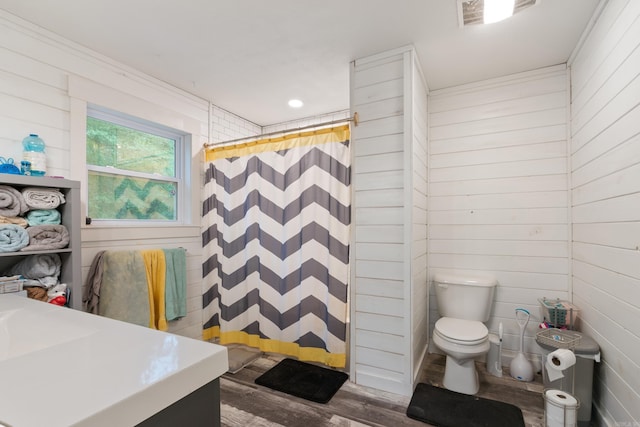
left=254, top=358, right=348, bottom=404
left=406, top=383, right=525, bottom=427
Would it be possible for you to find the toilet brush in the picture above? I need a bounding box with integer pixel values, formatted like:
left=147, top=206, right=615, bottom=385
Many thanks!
left=510, top=308, right=534, bottom=381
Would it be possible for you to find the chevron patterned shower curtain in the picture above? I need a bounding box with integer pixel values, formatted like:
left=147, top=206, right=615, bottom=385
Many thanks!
left=201, top=125, right=350, bottom=368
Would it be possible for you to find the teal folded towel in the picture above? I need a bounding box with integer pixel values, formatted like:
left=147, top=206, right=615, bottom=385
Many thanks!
left=163, top=248, right=187, bottom=321
left=0, top=224, right=29, bottom=252
left=26, top=209, right=61, bottom=226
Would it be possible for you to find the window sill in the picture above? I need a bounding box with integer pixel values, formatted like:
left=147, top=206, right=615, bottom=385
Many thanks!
left=81, top=224, right=200, bottom=243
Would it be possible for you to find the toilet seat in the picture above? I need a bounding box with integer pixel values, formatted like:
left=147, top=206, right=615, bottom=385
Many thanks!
left=434, top=317, right=488, bottom=345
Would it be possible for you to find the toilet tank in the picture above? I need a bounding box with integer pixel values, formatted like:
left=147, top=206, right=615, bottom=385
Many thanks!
left=433, top=273, right=497, bottom=321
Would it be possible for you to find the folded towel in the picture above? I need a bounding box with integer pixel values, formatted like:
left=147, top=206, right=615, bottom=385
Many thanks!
left=21, top=187, right=66, bottom=210
left=0, top=185, right=28, bottom=217
left=0, top=224, right=29, bottom=252
left=99, top=251, right=150, bottom=328
left=20, top=224, right=70, bottom=251
left=26, top=209, right=61, bottom=226
left=141, top=249, right=168, bottom=331
left=4, top=253, right=61, bottom=288
left=20, top=278, right=59, bottom=288
left=0, top=215, right=28, bottom=228
left=163, top=248, right=187, bottom=321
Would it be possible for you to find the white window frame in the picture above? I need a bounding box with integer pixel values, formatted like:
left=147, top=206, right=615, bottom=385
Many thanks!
left=86, top=106, right=187, bottom=226
left=68, top=75, right=202, bottom=242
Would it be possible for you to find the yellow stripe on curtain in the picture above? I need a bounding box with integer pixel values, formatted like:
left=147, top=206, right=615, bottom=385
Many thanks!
left=202, top=326, right=220, bottom=342
left=219, top=331, right=346, bottom=368
left=205, top=124, right=349, bottom=161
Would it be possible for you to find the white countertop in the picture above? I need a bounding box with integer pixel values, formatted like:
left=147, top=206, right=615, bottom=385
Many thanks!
left=0, top=294, right=228, bottom=427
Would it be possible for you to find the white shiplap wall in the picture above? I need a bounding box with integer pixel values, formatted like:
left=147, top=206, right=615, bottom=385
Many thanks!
left=0, top=10, right=261, bottom=340
left=428, top=65, right=570, bottom=364
left=410, top=58, right=429, bottom=381
left=9, top=7, right=640, bottom=423
left=350, top=46, right=428, bottom=396
left=569, top=0, right=640, bottom=424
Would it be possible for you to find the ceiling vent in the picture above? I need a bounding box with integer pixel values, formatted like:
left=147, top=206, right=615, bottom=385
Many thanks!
left=458, top=0, right=538, bottom=27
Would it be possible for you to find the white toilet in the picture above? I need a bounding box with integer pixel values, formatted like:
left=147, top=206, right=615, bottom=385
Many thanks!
left=432, top=272, right=497, bottom=395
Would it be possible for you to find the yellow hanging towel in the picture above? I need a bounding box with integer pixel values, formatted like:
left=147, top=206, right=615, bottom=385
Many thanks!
left=141, top=249, right=168, bottom=331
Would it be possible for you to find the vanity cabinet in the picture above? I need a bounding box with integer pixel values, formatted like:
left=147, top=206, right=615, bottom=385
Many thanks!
left=0, top=174, right=82, bottom=309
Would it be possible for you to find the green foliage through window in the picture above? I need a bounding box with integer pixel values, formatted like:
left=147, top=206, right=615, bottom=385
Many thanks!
left=87, top=117, right=176, bottom=176
left=86, top=110, right=183, bottom=222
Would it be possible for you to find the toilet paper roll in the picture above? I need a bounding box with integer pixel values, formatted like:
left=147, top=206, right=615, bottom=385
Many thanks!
left=545, top=348, right=576, bottom=382
left=544, top=389, right=578, bottom=427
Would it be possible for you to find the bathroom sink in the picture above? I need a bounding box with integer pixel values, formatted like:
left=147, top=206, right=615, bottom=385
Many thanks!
left=0, top=305, right=96, bottom=362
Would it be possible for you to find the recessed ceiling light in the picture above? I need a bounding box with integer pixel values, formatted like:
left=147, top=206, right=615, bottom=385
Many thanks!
left=288, top=99, right=304, bottom=108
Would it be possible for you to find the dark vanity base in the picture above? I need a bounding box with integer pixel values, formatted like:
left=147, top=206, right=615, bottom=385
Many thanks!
left=137, top=378, right=221, bottom=427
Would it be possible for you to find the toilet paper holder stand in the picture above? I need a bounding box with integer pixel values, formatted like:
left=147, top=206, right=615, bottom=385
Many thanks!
left=543, top=388, right=580, bottom=427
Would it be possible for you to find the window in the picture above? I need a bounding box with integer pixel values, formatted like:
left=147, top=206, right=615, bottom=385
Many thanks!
left=86, top=107, right=186, bottom=223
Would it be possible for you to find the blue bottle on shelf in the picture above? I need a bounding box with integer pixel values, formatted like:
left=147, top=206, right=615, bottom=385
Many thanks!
left=22, top=133, right=46, bottom=176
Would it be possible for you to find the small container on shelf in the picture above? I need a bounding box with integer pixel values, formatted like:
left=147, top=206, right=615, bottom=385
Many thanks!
left=0, top=157, right=21, bottom=175
left=539, top=297, right=580, bottom=330
left=22, top=133, right=47, bottom=176
left=20, top=160, right=31, bottom=176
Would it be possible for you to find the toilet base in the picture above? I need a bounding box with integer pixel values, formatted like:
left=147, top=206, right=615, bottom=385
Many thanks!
left=443, top=355, right=479, bottom=395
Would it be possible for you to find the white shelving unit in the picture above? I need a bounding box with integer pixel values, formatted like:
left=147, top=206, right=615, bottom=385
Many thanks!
left=0, top=174, right=82, bottom=310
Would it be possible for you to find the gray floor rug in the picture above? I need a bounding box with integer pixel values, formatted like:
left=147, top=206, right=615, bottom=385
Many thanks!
left=226, top=345, right=262, bottom=374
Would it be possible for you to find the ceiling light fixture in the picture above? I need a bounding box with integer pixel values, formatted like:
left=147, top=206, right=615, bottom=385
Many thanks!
left=288, top=99, right=304, bottom=108
left=484, top=0, right=515, bottom=24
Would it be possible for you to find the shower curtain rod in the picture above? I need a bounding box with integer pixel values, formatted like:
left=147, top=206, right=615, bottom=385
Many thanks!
left=204, top=112, right=358, bottom=149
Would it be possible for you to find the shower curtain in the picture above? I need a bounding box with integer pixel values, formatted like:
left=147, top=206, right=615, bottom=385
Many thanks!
left=201, top=125, right=350, bottom=368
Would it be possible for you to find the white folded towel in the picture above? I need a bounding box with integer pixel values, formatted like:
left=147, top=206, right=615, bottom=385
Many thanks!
left=21, top=187, right=66, bottom=210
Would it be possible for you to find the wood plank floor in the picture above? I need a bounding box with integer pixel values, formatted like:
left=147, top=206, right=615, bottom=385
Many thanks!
left=220, top=352, right=546, bottom=427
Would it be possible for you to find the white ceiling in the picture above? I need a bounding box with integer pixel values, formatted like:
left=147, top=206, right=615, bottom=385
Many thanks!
left=0, top=0, right=600, bottom=126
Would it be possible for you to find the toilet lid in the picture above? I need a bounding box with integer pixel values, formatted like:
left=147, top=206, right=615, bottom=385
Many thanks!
left=435, top=317, right=488, bottom=342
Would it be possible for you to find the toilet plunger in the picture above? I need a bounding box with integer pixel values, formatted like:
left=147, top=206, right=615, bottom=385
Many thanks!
left=510, top=308, right=534, bottom=381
